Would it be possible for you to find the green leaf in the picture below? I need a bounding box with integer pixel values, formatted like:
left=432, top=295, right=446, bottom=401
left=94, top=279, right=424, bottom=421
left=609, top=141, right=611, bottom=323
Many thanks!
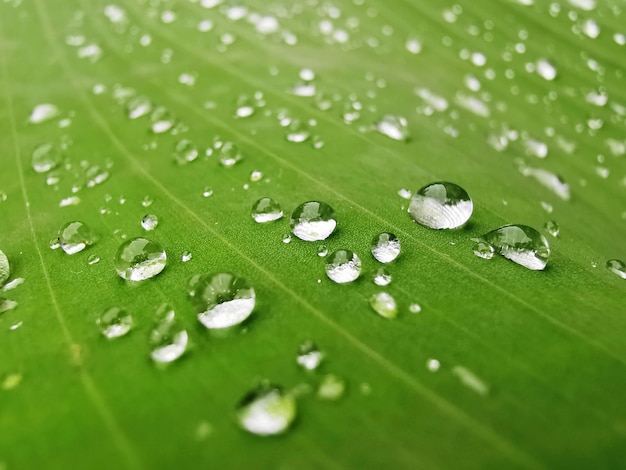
left=1, top=0, right=625, bottom=468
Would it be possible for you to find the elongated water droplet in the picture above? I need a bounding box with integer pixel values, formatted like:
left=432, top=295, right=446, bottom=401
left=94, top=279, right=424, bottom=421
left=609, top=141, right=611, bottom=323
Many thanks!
left=536, top=59, right=557, bottom=81
left=31, top=144, right=61, bottom=173
left=29, top=104, right=59, bottom=124
left=544, top=220, right=560, bottom=237
left=371, top=232, right=401, bottom=263
left=190, top=273, right=256, bottom=329
left=181, top=251, right=192, bottom=262
left=174, top=139, right=198, bottom=165
left=87, top=254, right=100, bottom=265
left=0, top=298, right=17, bottom=314
left=369, top=292, right=398, bottom=318
left=150, top=304, right=188, bottom=363
left=480, top=225, right=550, bottom=270
left=0, top=250, right=9, bottom=287
left=296, top=341, right=323, bottom=371
left=317, top=374, right=346, bottom=401
left=218, top=142, right=242, bottom=167
left=2, top=277, right=23, bottom=292
left=141, top=214, right=159, bottom=231
left=58, top=221, right=98, bottom=255
left=325, top=250, right=361, bottom=284
left=285, top=119, right=310, bottom=143
left=251, top=198, right=283, bottom=223
left=375, top=115, right=409, bottom=141
left=606, top=259, right=626, bottom=279
left=290, top=201, right=337, bottom=241
left=237, top=386, right=296, bottom=436
left=408, top=182, right=473, bottom=229
left=85, top=165, right=110, bottom=188
left=373, top=268, right=392, bottom=286
left=471, top=238, right=495, bottom=259
left=114, top=237, right=167, bottom=281
left=97, top=307, right=132, bottom=339
left=127, top=96, right=152, bottom=119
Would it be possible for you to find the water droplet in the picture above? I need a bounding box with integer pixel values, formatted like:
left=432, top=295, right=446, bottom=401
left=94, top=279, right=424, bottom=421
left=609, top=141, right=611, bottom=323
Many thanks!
left=190, top=273, right=256, bottom=329
left=29, top=104, right=59, bottom=124
left=471, top=238, right=495, bottom=259
left=375, top=115, right=410, bottom=141
left=142, top=196, right=154, bottom=207
left=317, top=245, right=328, bottom=257
left=544, top=220, right=560, bottom=237
left=296, top=341, right=323, bottom=371
left=251, top=198, right=283, bottom=223
left=114, top=238, right=167, bottom=281
left=325, top=250, right=361, bottom=284
left=58, top=221, right=97, bottom=255
left=480, top=225, right=550, bottom=270
left=371, top=232, right=401, bottom=263
left=2, top=372, right=22, bottom=390
left=405, top=37, right=422, bottom=54
left=452, top=366, right=489, bottom=396
left=0, top=298, right=18, bottom=314
left=127, top=96, right=152, bottom=119
left=235, top=95, right=255, bottom=118
left=536, top=59, right=557, bottom=81
left=218, top=142, right=242, bottom=167
left=97, top=307, right=132, bottom=339
left=237, top=385, right=296, bottom=436
left=87, top=254, right=100, bottom=265
left=408, top=182, right=473, bottom=229
left=290, top=201, right=337, bottom=241
left=174, top=139, right=199, bottom=164
left=150, top=304, right=188, bottom=363
left=141, top=214, right=159, bottom=231
left=31, top=144, right=61, bottom=173
left=606, top=259, right=626, bottom=279
left=369, top=292, right=398, bottom=318
left=373, top=268, right=392, bottom=286
left=427, top=359, right=440, bottom=372
left=181, top=251, right=193, bottom=262
left=285, top=119, right=310, bottom=143
left=282, top=233, right=292, bottom=244
left=519, top=166, right=570, bottom=200
left=2, top=277, right=23, bottom=292
left=409, top=303, right=422, bottom=314
left=317, top=374, right=346, bottom=401
left=0, top=250, right=9, bottom=287
left=250, top=170, right=263, bottom=182
left=202, top=187, right=214, bottom=198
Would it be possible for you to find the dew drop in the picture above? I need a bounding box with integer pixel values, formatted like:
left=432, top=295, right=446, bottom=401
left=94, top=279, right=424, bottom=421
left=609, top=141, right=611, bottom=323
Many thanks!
left=408, top=182, right=473, bottom=229
left=250, top=170, right=263, bottom=182
left=0, top=298, right=17, bottom=314
left=29, top=104, right=59, bottom=124
left=58, top=221, right=98, bottom=255
left=544, top=220, right=560, bottom=237
left=0, top=250, right=10, bottom=287
left=218, top=142, right=243, bottom=167
left=174, top=139, right=199, bottom=164
left=282, top=233, right=292, bottom=244
left=114, top=237, right=167, bottom=281
left=237, top=386, right=296, bottom=436
left=325, top=250, right=361, bottom=284
left=317, top=245, right=328, bottom=257
left=150, top=304, right=188, bottom=363
left=317, top=374, right=346, bottom=401
left=536, top=59, right=557, bottom=81
left=480, top=225, right=550, bottom=270
left=606, top=259, right=626, bottom=279
left=369, top=292, right=398, bottom=319
left=87, top=254, right=100, bottom=265
left=97, top=307, right=132, bottom=339
left=285, top=119, right=310, bottom=143
left=251, top=198, right=283, bottom=223
left=371, top=232, right=401, bottom=263
left=31, top=144, right=61, bottom=173
left=409, top=303, right=422, bottom=314
left=190, top=273, right=255, bottom=329
left=427, top=359, right=440, bottom=372
left=374, top=115, right=409, bottom=141
left=471, top=238, right=495, bottom=259
left=296, top=341, right=323, bottom=371
left=141, top=214, right=159, bottom=231
left=290, top=201, right=337, bottom=241
left=142, top=196, right=154, bottom=207
left=373, top=268, right=392, bottom=286
left=127, top=96, right=152, bottom=119
left=181, top=251, right=193, bottom=262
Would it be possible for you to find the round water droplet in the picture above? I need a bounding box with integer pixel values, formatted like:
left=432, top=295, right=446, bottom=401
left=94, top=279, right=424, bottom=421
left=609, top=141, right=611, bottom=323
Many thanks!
left=251, top=198, right=283, bottom=223
left=471, top=238, right=495, bottom=259
left=31, top=143, right=61, bottom=173
left=190, top=273, right=256, bottom=329
left=373, top=267, right=392, bottom=286
left=0, top=250, right=10, bottom=287
left=237, top=386, right=296, bottom=436
left=544, top=220, right=560, bottom=237
left=114, top=237, right=167, bottom=281
left=87, top=254, right=100, bottom=265
left=409, top=303, right=422, bottom=313
left=480, top=225, right=550, bottom=270
left=374, top=115, right=410, bottom=141
left=606, top=259, right=626, bottom=279
left=58, top=221, right=97, bottom=255
left=317, top=374, right=346, bottom=401
left=97, top=307, right=132, bottom=339
left=317, top=245, right=328, bottom=257
left=142, top=195, right=154, bottom=207
left=285, top=119, right=310, bottom=142
left=150, top=304, right=188, bottom=363
left=141, top=214, right=159, bottom=231
left=325, top=250, right=361, bottom=284
left=127, top=96, right=152, bottom=119
left=85, top=165, right=110, bottom=188
left=296, top=341, right=323, bottom=371
left=219, top=142, right=242, bottom=167
left=371, top=232, right=401, bottom=263
left=408, top=182, right=473, bottom=229
left=290, top=201, right=337, bottom=241
left=369, top=292, right=398, bottom=318
left=282, top=233, right=292, bottom=244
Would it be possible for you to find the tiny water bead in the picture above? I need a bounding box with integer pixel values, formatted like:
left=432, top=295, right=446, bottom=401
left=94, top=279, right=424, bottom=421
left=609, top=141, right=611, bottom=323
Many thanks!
left=544, top=220, right=560, bottom=238
left=251, top=198, right=283, bottom=223
left=369, top=292, right=398, bottom=319
left=373, top=268, right=392, bottom=286
left=408, top=303, right=422, bottom=314
left=97, top=307, right=132, bottom=339
left=149, top=304, right=188, bottom=364
left=606, top=259, right=626, bottom=279
left=317, top=374, right=346, bottom=401
left=325, top=250, right=361, bottom=284
left=0, top=298, right=18, bottom=314
left=190, top=273, right=256, bottom=329
left=31, top=144, right=61, bottom=173
left=408, top=182, right=473, bottom=229
left=296, top=341, right=324, bottom=371
left=218, top=142, right=243, bottom=167
left=57, top=221, right=98, bottom=255
left=237, top=386, right=296, bottom=436
left=141, top=214, right=159, bottom=231
left=374, top=115, right=410, bottom=141
left=480, top=225, right=550, bottom=270
left=471, top=238, right=495, bottom=259
left=0, top=250, right=10, bottom=287
left=371, top=232, right=401, bottom=263
left=290, top=201, right=337, bottom=241
left=114, top=238, right=167, bottom=281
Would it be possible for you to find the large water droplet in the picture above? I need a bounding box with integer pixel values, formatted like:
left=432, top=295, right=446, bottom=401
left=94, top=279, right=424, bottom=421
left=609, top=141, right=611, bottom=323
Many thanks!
left=369, top=292, right=398, bottom=318
left=114, top=237, right=167, bottom=281
left=97, top=307, right=132, bottom=339
left=290, top=201, right=337, bottom=241
left=149, top=304, right=188, bottom=363
left=190, top=273, right=256, bottom=329
left=371, top=232, right=401, bottom=263
left=408, top=182, right=473, bottom=229
left=237, top=386, right=296, bottom=436
left=374, top=115, right=410, bottom=141
left=480, top=225, right=550, bottom=270
left=251, top=198, right=283, bottom=223
left=296, top=341, right=323, bottom=371
left=606, top=259, right=626, bottom=279
left=31, top=144, right=61, bottom=173
left=0, top=250, right=10, bottom=287
left=58, top=221, right=98, bottom=255
left=325, top=250, right=361, bottom=284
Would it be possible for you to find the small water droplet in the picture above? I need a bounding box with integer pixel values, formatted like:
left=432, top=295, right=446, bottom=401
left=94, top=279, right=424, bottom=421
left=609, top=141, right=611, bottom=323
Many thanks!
left=317, top=374, right=346, bottom=401
left=536, top=59, right=557, bottom=81
left=85, top=165, right=110, bottom=188
left=408, top=182, right=473, bottom=229
left=141, top=214, right=159, bottom=231
left=2, top=277, right=24, bottom=292
left=369, top=292, right=398, bottom=318
left=237, top=385, right=296, bottom=436
left=296, top=341, right=323, bottom=371
left=218, top=142, right=243, bottom=167
left=251, top=198, right=283, bottom=223
left=374, top=115, right=410, bottom=141
left=29, top=104, right=59, bottom=124
left=317, top=245, right=328, bottom=257
left=282, top=233, right=292, bottom=244
left=150, top=304, right=188, bottom=363
left=480, top=225, right=550, bottom=270
left=0, top=298, right=18, bottom=314
left=87, top=254, right=100, bottom=265
left=2, top=372, right=22, bottom=390
left=127, top=96, right=152, bottom=119
left=174, top=139, right=199, bottom=164
left=142, top=196, right=154, bottom=207
left=405, top=37, right=422, bottom=54
left=190, top=273, right=255, bottom=329
left=409, top=303, right=422, bottom=314
left=544, top=220, right=560, bottom=237
left=285, top=119, right=310, bottom=143
left=325, top=250, right=361, bottom=284
left=371, top=232, right=401, bottom=263
left=0, top=250, right=10, bottom=287
left=97, top=307, right=132, bottom=339
left=427, top=359, right=440, bottom=372
left=202, top=187, right=214, bottom=198
left=181, top=251, right=193, bottom=262
left=31, top=143, right=61, bottom=173
left=373, top=268, right=392, bottom=286
left=452, top=366, right=489, bottom=396
left=290, top=201, right=337, bottom=241
left=250, top=170, right=263, bottom=182
left=471, top=238, right=495, bottom=259
left=57, top=221, right=97, bottom=255
left=114, top=238, right=167, bottom=281
left=10, top=320, right=23, bottom=331
left=606, top=259, right=626, bottom=279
